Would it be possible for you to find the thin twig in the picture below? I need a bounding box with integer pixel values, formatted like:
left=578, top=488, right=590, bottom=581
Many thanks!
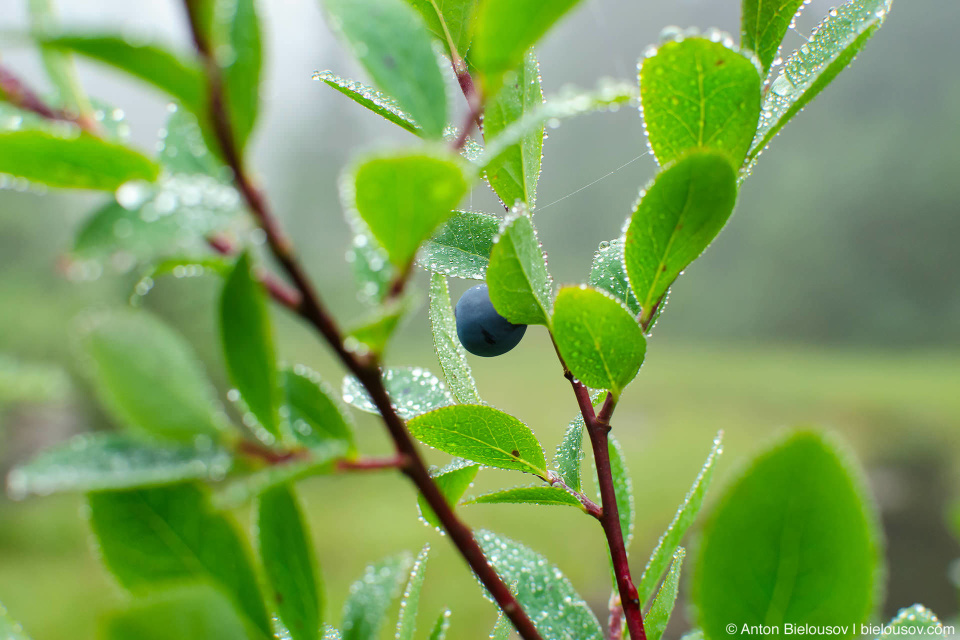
left=180, top=4, right=543, bottom=639
left=336, top=455, right=408, bottom=472
left=0, top=63, right=98, bottom=133
left=549, top=473, right=603, bottom=520
left=451, top=102, right=482, bottom=151
left=553, top=332, right=647, bottom=640
left=236, top=439, right=308, bottom=465
left=238, top=442, right=404, bottom=474
left=584, top=392, right=647, bottom=640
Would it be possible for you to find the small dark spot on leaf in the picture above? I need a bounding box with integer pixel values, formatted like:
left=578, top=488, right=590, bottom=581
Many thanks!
left=384, top=55, right=396, bottom=69
left=511, top=450, right=520, bottom=457
left=715, top=59, right=726, bottom=67
left=275, top=591, right=284, bottom=604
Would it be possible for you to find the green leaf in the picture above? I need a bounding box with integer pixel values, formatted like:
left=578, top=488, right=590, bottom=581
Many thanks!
left=471, top=0, right=584, bottom=93
left=0, top=130, right=158, bottom=190
left=741, top=0, right=807, bottom=75
left=418, top=458, right=479, bottom=530
left=589, top=236, right=641, bottom=317
left=323, top=626, right=343, bottom=640
left=554, top=415, right=584, bottom=492
left=78, top=309, right=227, bottom=442
left=395, top=545, right=430, bottom=640
left=130, top=256, right=231, bottom=306
left=0, top=601, right=31, bottom=640
left=314, top=71, right=420, bottom=135
left=551, top=286, right=646, bottom=397
left=341, top=553, right=413, bottom=640
left=406, top=0, right=476, bottom=59
left=221, top=253, right=281, bottom=442
left=41, top=34, right=205, bottom=115
left=343, top=367, right=454, bottom=420
left=213, top=0, right=262, bottom=150
left=427, top=610, right=451, bottom=640
left=101, top=583, right=266, bottom=640
left=283, top=365, right=355, bottom=452
left=89, top=483, right=271, bottom=635
left=478, top=81, right=638, bottom=170
left=879, top=605, right=945, bottom=639
left=486, top=209, right=553, bottom=326
left=646, top=548, right=684, bottom=640
left=464, top=485, right=583, bottom=509
left=624, top=151, right=739, bottom=325
left=74, top=105, right=243, bottom=265
left=693, top=430, right=881, bottom=640
left=322, top=0, right=448, bottom=138
left=347, top=232, right=395, bottom=306
left=489, top=614, right=510, bottom=640
left=747, top=0, right=893, bottom=166
left=484, top=52, right=544, bottom=208
left=608, top=435, right=635, bottom=547
left=408, top=405, right=547, bottom=476
left=638, top=432, right=722, bottom=606
left=6, top=433, right=232, bottom=499
left=478, top=530, right=604, bottom=640
left=158, top=103, right=224, bottom=176
left=344, top=150, right=468, bottom=269
left=258, top=485, right=321, bottom=640
left=74, top=178, right=241, bottom=264
left=419, top=211, right=500, bottom=280
left=639, top=38, right=761, bottom=167
left=345, top=297, right=409, bottom=357
left=428, top=274, right=482, bottom=404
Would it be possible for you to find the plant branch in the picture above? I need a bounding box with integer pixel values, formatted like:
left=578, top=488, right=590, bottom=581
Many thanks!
left=182, top=4, right=543, bottom=639
left=584, top=392, right=646, bottom=640
left=549, top=473, right=603, bottom=520
left=236, top=439, right=307, bottom=465
left=551, top=335, right=645, bottom=640
left=238, top=439, right=404, bottom=474
left=336, top=455, right=408, bottom=472
left=0, top=64, right=98, bottom=133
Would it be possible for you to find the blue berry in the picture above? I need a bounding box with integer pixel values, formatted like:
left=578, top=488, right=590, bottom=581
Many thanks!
left=455, top=284, right=527, bottom=357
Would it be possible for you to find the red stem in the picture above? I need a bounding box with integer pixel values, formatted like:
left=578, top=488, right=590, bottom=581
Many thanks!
left=207, top=235, right=302, bottom=309
left=0, top=63, right=99, bottom=133
left=584, top=392, right=646, bottom=640
left=181, top=4, right=543, bottom=639
left=336, top=455, right=408, bottom=472
left=236, top=440, right=307, bottom=465
left=555, top=330, right=646, bottom=640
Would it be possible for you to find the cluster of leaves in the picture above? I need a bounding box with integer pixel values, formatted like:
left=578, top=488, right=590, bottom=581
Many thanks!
left=0, top=0, right=932, bottom=638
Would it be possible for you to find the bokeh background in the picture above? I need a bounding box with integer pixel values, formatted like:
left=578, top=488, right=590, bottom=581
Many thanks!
left=1, top=0, right=959, bottom=638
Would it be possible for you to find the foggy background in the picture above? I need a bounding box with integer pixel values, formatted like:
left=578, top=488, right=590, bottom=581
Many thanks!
left=1, top=0, right=959, bottom=638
